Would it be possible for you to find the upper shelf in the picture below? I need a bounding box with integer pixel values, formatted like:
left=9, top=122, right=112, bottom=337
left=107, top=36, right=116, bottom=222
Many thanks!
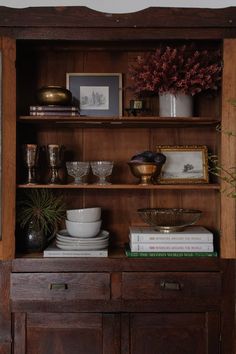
left=18, top=116, right=220, bottom=128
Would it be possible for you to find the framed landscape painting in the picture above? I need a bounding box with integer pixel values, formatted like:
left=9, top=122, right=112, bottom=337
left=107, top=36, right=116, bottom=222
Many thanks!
left=66, top=73, right=122, bottom=117
left=156, top=145, right=209, bottom=184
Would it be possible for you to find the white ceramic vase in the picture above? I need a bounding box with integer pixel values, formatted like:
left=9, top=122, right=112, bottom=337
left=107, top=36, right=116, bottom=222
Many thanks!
left=159, top=93, right=193, bottom=117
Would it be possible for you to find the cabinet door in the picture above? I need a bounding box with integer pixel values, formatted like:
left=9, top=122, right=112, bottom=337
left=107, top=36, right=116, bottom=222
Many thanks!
left=122, top=313, right=219, bottom=354
left=13, top=312, right=120, bottom=354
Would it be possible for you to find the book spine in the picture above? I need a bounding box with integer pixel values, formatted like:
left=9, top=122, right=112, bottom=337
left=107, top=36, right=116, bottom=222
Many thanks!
left=30, top=105, right=79, bottom=112
left=130, top=234, right=213, bottom=243
left=30, top=111, right=80, bottom=116
left=125, top=250, right=218, bottom=258
left=44, top=250, right=108, bottom=257
left=129, top=243, right=214, bottom=252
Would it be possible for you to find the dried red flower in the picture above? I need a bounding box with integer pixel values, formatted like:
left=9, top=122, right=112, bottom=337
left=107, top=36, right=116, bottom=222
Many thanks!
left=129, top=45, right=222, bottom=96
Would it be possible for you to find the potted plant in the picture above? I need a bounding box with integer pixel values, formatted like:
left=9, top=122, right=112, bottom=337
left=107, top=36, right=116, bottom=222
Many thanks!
left=16, top=189, right=66, bottom=252
left=129, top=44, right=222, bottom=117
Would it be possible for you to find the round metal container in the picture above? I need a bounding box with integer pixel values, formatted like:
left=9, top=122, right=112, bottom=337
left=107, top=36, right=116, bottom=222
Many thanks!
left=36, top=86, right=72, bottom=105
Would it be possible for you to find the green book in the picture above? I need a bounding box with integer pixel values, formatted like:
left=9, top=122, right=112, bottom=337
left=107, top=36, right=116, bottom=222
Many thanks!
left=124, top=245, right=218, bottom=258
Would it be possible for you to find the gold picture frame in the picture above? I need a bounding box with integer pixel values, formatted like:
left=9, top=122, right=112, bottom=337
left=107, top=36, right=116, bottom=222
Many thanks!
left=156, top=145, right=209, bottom=184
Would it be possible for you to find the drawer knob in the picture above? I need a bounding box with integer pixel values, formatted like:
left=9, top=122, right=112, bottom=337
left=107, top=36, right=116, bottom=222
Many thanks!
left=160, top=280, right=183, bottom=291
left=49, top=283, right=68, bottom=290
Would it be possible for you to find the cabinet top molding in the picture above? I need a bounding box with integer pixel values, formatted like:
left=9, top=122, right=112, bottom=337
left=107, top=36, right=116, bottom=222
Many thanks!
left=0, top=6, right=235, bottom=28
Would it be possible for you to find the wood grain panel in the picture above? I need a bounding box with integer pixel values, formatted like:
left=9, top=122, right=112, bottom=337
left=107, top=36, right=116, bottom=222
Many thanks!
left=27, top=313, right=103, bottom=354
left=0, top=262, right=11, bottom=343
left=221, top=39, right=236, bottom=258
left=122, top=272, right=221, bottom=300
left=129, top=312, right=219, bottom=354
left=13, top=313, right=26, bottom=354
left=83, top=189, right=151, bottom=247
left=11, top=273, right=110, bottom=301
left=0, top=7, right=235, bottom=28
left=1, top=37, right=16, bottom=259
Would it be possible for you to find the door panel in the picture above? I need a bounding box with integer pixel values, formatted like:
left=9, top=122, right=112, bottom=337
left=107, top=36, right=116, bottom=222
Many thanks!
left=125, top=312, right=219, bottom=354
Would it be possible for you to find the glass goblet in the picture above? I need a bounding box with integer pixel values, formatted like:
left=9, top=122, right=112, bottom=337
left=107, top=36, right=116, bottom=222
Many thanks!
left=90, top=161, right=114, bottom=185
left=22, top=144, right=39, bottom=184
left=66, top=161, right=90, bottom=184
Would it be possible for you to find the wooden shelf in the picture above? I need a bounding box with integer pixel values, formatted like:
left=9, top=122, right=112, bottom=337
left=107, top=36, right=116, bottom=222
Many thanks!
left=18, top=116, right=220, bottom=128
left=17, top=183, right=220, bottom=190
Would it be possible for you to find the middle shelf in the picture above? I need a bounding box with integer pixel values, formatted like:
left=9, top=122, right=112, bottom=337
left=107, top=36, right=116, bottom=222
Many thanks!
left=17, top=183, right=220, bottom=190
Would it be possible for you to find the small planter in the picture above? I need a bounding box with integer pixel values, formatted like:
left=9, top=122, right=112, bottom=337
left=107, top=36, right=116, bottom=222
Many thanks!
left=159, top=93, right=193, bottom=117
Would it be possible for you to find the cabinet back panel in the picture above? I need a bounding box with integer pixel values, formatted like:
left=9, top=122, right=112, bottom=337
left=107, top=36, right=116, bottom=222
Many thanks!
left=59, top=189, right=219, bottom=247
left=18, top=127, right=218, bottom=182
left=16, top=42, right=221, bottom=117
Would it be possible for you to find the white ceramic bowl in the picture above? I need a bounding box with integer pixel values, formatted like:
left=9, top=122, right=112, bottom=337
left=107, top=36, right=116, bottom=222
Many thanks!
left=66, top=219, right=102, bottom=238
left=66, top=207, right=101, bottom=223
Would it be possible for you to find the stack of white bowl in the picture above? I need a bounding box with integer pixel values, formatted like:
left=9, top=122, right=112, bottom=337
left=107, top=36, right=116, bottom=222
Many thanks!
left=56, top=207, right=109, bottom=251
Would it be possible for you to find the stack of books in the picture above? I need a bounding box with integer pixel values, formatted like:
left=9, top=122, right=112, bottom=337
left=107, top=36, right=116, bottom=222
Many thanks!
left=43, top=242, right=108, bottom=258
left=125, top=226, right=217, bottom=258
left=29, top=105, right=80, bottom=116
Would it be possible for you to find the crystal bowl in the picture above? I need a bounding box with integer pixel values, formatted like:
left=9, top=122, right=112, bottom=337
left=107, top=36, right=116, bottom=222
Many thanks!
left=90, top=161, right=114, bottom=185
left=137, top=208, right=202, bottom=233
left=128, top=161, right=164, bottom=185
left=66, top=161, right=90, bottom=184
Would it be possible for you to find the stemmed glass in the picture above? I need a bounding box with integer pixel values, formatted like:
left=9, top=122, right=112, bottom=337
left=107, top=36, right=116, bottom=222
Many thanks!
left=90, top=161, right=114, bottom=185
left=46, top=144, right=65, bottom=184
left=22, top=144, right=39, bottom=184
left=66, top=161, right=90, bottom=184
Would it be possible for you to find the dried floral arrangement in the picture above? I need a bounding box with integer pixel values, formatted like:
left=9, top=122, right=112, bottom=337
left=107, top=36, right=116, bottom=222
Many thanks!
left=129, top=45, right=222, bottom=97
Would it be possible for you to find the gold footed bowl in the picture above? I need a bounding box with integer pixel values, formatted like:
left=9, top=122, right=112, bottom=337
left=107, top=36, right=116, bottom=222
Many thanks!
left=128, top=161, right=163, bottom=185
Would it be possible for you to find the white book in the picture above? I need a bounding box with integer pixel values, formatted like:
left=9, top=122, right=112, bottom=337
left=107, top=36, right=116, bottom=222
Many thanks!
left=129, top=226, right=214, bottom=243
left=43, top=244, right=108, bottom=258
left=129, top=242, right=214, bottom=253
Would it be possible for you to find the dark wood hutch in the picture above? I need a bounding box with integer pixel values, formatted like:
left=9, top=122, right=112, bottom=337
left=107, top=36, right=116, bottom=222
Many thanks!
left=0, top=5, right=235, bottom=354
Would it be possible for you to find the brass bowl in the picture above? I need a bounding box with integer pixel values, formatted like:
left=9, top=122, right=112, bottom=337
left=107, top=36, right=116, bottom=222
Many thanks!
left=128, top=161, right=163, bottom=185
left=36, top=86, right=72, bottom=106
left=137, top=208, right=202, bottom=233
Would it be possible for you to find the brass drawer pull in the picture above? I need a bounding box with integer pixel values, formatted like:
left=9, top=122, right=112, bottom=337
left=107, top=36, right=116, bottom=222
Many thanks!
left=160, top=280, right=183, bottom=291
left=49, top=283, right=68, bottom=290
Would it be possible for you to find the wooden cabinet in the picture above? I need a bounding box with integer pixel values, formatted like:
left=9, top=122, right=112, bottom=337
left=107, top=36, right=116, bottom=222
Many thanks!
left=13, top=312, right=120, bottom=354
left=0, top=5, right=234, bottom=354
left=10, top=259, right=227, bottom=354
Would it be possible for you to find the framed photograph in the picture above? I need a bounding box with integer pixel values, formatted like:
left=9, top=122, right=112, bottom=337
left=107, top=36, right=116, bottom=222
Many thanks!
left=156, top=145, right=209, bottom=184
left=66, top=73, right=122, bottom=117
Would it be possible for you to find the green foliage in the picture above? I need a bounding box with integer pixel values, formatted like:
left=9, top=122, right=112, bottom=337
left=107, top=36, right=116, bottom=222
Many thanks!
left=208, top=154, right=236, bottom=198
left=16, top=189, right=66, bottom=234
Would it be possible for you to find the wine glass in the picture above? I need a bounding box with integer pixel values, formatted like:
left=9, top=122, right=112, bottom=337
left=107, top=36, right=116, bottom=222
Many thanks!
left=22, top=144, right=39, bottom=184
left=66, top=161, right=90, bottom=184
left=90, top=161, right=114, bottom=185
left=46, top=144, right=65, bottom=184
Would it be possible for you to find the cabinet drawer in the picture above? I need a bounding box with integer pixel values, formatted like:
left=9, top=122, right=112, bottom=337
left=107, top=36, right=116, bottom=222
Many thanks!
left=122, top=272, right=221, bottom=300
left=11, top=273, right=110, bottom=301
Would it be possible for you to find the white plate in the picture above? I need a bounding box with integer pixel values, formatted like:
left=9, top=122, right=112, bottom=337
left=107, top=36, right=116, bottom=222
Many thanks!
left=56, top=239, right=109, bottom=247
left=57, top=229, right=109, bottom=240
left=56, top=241, right=109, bottom=251
left=56, top=230, right=109, bottom=243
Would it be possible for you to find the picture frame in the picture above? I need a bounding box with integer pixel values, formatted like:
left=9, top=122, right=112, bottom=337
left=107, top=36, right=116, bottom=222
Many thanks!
left=156, top=145, right=209, bottom=184
left=66, top=73, right=122, bottom=117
